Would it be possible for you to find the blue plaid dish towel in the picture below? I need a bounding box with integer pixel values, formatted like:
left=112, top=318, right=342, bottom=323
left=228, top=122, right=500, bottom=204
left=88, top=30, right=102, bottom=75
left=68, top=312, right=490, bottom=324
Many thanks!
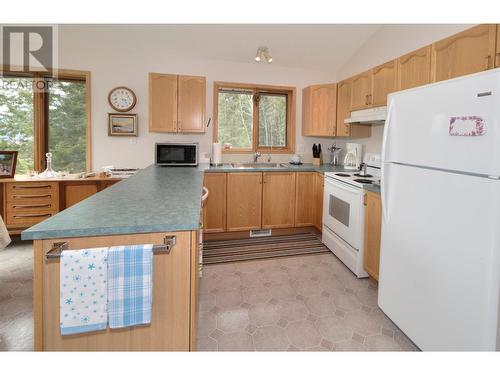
left=60, top=247, right=109, bottom=335
left=107, top=244, right=153, bottom=329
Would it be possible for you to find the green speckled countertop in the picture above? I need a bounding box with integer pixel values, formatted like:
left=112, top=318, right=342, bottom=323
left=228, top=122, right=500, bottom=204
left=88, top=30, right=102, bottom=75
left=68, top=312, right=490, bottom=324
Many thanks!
left=205, top=163, right=348, bottom=174
left=363, top=184, right=381, bottom=194
left=22, top=165, right=205, bottom=240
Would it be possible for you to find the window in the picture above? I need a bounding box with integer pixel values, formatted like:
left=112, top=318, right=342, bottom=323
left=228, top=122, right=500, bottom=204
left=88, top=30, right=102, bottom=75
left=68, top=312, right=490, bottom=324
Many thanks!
left=0, top=70, right=90, bottom=174
left=214, top=82, right=295, bottom=153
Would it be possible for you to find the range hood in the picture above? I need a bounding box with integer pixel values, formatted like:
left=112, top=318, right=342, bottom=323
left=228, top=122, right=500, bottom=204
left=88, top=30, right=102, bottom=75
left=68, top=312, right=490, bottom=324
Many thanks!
left=344, top=106, right=387, bottom=125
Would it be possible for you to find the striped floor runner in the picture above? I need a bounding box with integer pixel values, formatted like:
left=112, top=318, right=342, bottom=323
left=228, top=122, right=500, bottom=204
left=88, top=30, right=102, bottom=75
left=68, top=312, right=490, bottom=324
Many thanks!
left=202, top=232, right=329, bottom=264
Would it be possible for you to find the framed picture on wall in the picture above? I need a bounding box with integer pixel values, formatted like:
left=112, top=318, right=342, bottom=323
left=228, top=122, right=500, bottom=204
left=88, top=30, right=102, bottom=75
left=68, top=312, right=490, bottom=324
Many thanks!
left=108, top=113, right=138, bottom=136
left=0, top=151, right=18, bottom=178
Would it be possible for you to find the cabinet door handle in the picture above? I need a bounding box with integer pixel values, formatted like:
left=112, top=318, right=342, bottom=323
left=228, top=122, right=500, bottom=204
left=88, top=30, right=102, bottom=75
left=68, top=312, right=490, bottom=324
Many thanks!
left=13, top=194, right=52, bottom=199
left=13, top=184, right=51, bottom=189
left=486, top=55, right=492, bottom=70
left=14, top=213, right=52, bottom=218
left=13, top=203, right=52, bottom=209
left=365, top=95, right=369, bottom=105
left=363, top=193, right=367, bottom=206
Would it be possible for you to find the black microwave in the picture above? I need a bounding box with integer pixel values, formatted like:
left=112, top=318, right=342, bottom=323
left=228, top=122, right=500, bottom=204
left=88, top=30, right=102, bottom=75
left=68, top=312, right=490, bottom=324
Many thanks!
left=155, top=142, right=198, bottom=166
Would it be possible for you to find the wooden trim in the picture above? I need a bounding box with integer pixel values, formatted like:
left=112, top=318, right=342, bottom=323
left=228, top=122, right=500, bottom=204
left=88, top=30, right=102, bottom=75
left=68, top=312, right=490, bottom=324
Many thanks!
left=213, top=81, right=296, bottom=154
left=0, top=67, right=92, bottom=173
left=204, top=226, right=316, bottom=241
left=33, top=240, right=43, bottom=351
left=189, top=230, right=199, bottom=351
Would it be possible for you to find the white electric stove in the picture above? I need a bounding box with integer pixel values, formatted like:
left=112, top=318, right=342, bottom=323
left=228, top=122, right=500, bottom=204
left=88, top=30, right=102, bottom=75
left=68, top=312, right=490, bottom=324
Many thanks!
left=322, top=153, right=381, bottom=277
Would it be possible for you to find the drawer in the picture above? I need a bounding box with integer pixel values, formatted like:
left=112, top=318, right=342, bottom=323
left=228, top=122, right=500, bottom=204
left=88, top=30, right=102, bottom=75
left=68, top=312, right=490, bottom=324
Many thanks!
left=6, top=201, right=57, bottom=213
left=6, top=182, right=58, bottom=200
left=5, top=209, right=57, bottom=226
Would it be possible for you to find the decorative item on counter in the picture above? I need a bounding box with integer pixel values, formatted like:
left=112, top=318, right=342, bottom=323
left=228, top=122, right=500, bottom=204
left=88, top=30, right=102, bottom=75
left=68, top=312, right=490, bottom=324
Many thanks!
left=38, top=152, right=61, bottom=179
left=223, top=143, right=232, bottom=150
left=102, top=167, right=139, bottom=178
left=312, top=143, right=322, bottom=166
left=212, top=142, right=222, bottom=166
left=0, top=151, right=18, bottom=178
left=327, top=143, right=342, bottom=166
left=289, top=154, right=302, bottom=165
left=108, top=113, right=138, bottom=136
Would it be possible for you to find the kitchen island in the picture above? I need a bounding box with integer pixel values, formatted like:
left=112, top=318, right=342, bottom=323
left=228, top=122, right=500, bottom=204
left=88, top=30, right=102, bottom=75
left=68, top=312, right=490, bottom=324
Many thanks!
left=22, top=165, right=205, bottom=351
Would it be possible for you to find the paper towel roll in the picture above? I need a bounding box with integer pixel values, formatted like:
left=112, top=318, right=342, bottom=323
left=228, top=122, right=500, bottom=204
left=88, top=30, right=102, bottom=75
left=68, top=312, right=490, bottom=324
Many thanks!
left=212, top=142, right=222, bottom=165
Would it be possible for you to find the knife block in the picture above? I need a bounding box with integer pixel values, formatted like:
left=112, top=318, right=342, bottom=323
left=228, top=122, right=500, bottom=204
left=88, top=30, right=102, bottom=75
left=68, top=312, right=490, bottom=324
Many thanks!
left=312, top=157, right=321, bottom=166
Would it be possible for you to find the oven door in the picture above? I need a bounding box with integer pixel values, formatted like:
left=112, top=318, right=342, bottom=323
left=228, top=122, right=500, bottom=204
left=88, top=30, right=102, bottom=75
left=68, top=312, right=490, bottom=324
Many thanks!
left=322, top=177, right=363, bottom=250
left=155, top=143, right=198, bottom=166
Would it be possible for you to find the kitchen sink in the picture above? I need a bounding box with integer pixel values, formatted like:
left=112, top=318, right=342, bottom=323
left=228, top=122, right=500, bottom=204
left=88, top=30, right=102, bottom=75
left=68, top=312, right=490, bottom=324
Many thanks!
left=230, top=162, right=287, bottom=169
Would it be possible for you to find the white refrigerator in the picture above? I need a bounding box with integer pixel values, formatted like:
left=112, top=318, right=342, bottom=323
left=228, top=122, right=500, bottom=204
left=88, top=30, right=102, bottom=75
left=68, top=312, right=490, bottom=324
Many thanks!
left=379, top=69, right=500, bottom=351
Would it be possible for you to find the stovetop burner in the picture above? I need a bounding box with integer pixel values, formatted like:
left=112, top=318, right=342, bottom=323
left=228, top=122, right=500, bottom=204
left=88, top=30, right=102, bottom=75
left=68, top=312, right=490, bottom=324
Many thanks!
left=335, top=173, right=351, bottom=177
left=354, top=173, right=373, bottom=178
left=353, top=178, right=373, bottom=184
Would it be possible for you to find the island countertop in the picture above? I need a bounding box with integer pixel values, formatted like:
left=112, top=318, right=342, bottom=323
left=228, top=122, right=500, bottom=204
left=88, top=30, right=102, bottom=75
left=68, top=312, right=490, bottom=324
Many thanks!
left=21, top=165, right=205, bottom=240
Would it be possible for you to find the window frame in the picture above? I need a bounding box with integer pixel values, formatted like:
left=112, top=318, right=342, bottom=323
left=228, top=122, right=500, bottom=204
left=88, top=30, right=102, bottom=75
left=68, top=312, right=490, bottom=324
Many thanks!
left=213, top=81, right=295, bottom=154
left=0, top=66, right=92, bottom=173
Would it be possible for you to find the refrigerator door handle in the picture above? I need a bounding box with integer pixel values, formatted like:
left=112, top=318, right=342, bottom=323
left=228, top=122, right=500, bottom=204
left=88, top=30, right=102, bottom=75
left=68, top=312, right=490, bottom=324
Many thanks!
left=381, top=97, right=395, bottom=164
left=381, top=162, right=390, bottom=224
left=381, top=97, right=395, bottom=224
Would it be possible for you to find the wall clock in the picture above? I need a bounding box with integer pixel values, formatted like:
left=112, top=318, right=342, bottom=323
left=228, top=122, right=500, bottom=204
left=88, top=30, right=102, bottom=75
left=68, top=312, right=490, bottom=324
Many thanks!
left=108, top=86, right=137, bottom=112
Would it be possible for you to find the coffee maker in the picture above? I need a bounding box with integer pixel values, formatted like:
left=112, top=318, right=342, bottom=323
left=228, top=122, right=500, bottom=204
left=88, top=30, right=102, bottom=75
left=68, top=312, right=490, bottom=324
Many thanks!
left=343, top=143, right=363, bottom=170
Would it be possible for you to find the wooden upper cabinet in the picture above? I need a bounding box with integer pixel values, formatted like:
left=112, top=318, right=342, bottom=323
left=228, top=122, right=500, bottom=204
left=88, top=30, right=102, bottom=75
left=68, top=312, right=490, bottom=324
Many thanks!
left=203, top=173, right=226, bottom=233
left=226, top=172, right=262, bottom=231
left=262, top=172, right=296, bottom=229
left=149, top=73, right=177, bottom=132
left=177, top=75, right=206, bottom=133
left=397, top=46, right=432, bottom=90
left=294, top=172, right=315, bottom=227
left=302, top=84, right=337, bottom=136
left=363, top=191, right=382, bottom=281
left=336, top=79, right=351, bottom=137
left=496, top=25, right=500, bottom=67
left=350, top=70, right=372, bottom=110
left=336, top=79, right=372, bottom=138
left=371, top=60, right=397, bottom=106
left=431, top=24, right=497, bottom=82
left=149, top=73, right=206, bottom=133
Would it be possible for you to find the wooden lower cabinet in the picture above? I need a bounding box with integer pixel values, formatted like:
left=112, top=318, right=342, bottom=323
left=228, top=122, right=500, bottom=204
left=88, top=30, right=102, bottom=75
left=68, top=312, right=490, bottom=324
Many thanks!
left=34, top=230, right=198, bottom=351
left=62, top=182, right=98, bottom=208
left=313, top=173, right=324, bottom=232
left=295, top=172, right=315, bottom=226
left=204, top=171, right=323, bottom=234
left=261, top=172, right=296, bottom=229
left=203, top=173, right=226, bottom=233
left=226, top=172, right=262, bottom=231
left=363, top=191, right=382, bottom=281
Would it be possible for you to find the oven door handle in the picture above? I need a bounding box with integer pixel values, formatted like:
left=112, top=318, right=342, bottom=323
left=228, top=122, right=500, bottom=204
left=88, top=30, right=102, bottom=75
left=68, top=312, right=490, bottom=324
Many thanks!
left=325, top=178, right=361, bottom=195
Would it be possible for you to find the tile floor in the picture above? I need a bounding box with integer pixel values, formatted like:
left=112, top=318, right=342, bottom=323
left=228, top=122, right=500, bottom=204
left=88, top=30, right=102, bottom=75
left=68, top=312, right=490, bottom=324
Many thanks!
left=0, top=238, right=418, bottom=351
left=0, top=238, right=34, bottom=351
left=196, top=252, right=419, bottom=351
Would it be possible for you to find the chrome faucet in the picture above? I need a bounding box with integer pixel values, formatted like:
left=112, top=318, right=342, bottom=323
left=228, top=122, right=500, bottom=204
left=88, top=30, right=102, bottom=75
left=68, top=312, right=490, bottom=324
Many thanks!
left=253, top=152, right=262, bottom=162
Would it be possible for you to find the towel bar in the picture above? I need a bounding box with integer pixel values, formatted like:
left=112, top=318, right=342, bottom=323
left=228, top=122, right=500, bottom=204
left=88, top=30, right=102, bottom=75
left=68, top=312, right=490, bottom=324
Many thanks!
left=45, top=235, right=176, bottom=260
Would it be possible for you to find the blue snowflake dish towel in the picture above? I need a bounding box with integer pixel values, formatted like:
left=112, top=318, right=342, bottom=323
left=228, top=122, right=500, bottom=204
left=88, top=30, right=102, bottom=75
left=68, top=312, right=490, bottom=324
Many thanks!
left=107, top=244, right=153, bottom=329
left=60, top=247, right=109, bottom=335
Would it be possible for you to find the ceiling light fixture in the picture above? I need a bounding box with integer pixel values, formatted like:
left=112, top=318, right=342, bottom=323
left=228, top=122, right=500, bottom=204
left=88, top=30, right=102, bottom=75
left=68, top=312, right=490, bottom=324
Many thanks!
left=255, top=47, right=272, bottom=64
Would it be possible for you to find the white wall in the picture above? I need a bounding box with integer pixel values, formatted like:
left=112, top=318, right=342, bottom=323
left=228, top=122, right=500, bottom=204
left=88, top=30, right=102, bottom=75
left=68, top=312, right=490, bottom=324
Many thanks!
left=57, top=24, right=478, bottom=169
left=331, top=24, right=474, bottom=157
left=57, top=25, right=336, bottom=170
